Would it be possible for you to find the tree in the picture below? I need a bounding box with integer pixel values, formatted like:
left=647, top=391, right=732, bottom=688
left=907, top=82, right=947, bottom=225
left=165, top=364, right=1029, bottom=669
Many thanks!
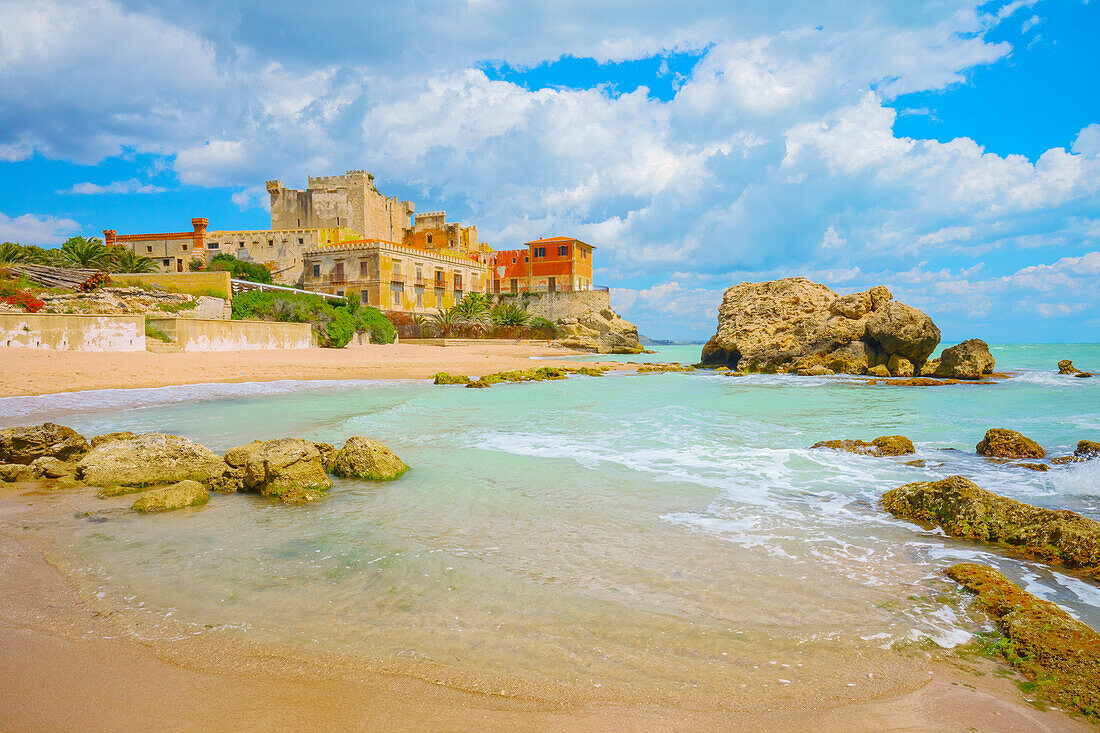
left=0, top=242, right=32, bottom=265
left=58, top=236, right=110, bottom=268
left=430, top=307, right=463, bottom=338
left=109, top=248, right=159, bottom=273
left=208, top=253, right=273, bottom=284
left=187, top=257, right=206, bottom=272
left=491, top=302, right=530, bottom=328
left=453, top=293, right=492, bottom=334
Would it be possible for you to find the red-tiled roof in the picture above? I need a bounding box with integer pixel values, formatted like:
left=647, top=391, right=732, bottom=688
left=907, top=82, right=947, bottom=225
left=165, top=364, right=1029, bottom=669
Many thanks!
left=523, top=236, right=595, bottom=248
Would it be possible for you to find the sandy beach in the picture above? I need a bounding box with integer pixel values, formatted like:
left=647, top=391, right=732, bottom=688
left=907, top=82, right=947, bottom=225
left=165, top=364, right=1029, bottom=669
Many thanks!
left=0, top=517, right=1088, bottom=733
left=0, top=343, right=618, bottom=398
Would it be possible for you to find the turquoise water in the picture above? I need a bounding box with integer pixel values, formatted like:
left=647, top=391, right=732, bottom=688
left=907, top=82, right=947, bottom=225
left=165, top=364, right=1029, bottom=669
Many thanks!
left=2, top=343, right=1098, bottom=703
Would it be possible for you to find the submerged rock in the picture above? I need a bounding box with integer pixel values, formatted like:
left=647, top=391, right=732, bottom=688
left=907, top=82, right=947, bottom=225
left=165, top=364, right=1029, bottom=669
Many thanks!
left=330, top=437, right=408, bottom=480
left=0, top=423, right=89, bottom=465
left=881, top=475, right=1099, bottom=580
left=700, top=277, right=941, bottom=375
left=131, top=480, right=209, bottom=513
left=223, top=438, right=332, bottom=498
left=78, top=433, right=227, bottom=487
left=1051, top=439, right=1100, bottom=465
left=278, top=487, right=328, bottom=505
left=812, top=435, right=915, bottom=457
left=945, top=563, right=1099, bottom=719
left=636, top=363, right=695, bottom=374
left=934, top=339, right=995, bottom=380
left=975, top=428, right=1045, bottom=459
left=465, top=367, right=570, bottom=388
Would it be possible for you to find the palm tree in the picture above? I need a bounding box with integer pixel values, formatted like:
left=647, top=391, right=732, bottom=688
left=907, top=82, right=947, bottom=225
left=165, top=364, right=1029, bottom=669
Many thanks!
left=108, top=248, right=158, bottom=273
left=0, top=242, right=32, bottom=266
left=58, top=236, right=110, bottom=268
left=453, top=294, right=492, bottom=335
left=430, top=307, right=463, bottom=338
left=491, top=302, right=531, bottom=328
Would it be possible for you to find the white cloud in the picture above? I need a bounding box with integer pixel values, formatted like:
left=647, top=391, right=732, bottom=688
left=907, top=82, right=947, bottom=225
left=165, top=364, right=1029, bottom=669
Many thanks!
left=0, top=211, right=80, bottom=245
left=60, top=179, right=166, bottom=194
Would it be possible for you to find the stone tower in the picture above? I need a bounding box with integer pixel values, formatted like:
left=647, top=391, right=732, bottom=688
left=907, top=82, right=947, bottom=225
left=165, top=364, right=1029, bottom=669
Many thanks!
left=267, top=171, right=414, bottom=242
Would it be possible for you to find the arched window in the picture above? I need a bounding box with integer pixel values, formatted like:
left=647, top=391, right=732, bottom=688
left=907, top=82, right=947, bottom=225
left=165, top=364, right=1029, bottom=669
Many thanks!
left=426, top=233, right=433, bottom=245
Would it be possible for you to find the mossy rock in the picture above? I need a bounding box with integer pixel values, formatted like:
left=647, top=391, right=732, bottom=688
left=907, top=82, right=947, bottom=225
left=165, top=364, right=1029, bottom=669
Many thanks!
left=812, top=435, right=915, bottom=457
left=433, top=372, right=471, bottom=385
left=279, top=487, right=328, bottom=505
left=882, top=475, right=1099, bottom=580
left=866, top=364, right=891, bottom=378
left=464, top=367, right=571, bottom=388
left=131, top=480, right=209, bottom=513
left=330, top=437, right=408, bottom=480
left=636, top=363, right=694, bottom=374
left=946, top=562, right=1099, bottom=720
left=975, top=429, right=1045, bottom=459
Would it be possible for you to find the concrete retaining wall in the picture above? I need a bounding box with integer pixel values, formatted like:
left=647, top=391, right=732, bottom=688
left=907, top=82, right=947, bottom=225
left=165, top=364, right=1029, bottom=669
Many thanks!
left=111, top=271, right=231, bottom=300
left=0, top=313, right=145, bottom=351
left=147, top=317, right=313, bottom=351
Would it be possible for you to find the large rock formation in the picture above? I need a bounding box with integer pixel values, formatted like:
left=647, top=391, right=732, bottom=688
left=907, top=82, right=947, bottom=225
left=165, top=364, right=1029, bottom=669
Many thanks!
left=700, top=278, right=941, bottom=374
left=934, top=339, right=995, bottom=380
left=0, top=423, right=89, bottom=465
left=507, top=291, right=643, bottom=354
left=881, top=475, right=1098, bottom=580
left=77, top=433, right=227, bottom=487
left=223, top=438, right=332, bottom=498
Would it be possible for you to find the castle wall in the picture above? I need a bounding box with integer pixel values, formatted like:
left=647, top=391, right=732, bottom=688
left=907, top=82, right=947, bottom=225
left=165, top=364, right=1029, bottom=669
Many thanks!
left=268, top=171, right=413, bottom=243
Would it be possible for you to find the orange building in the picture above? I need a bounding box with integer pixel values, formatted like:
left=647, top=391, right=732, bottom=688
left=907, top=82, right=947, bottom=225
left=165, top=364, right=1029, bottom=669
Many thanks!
left=492, top=236, right=594, bottom=294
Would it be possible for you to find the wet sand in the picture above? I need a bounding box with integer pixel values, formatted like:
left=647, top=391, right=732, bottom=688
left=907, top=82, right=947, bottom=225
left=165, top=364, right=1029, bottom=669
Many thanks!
left=0, top=506, right=1089, bottom=733
left=0, top=343, right=617, bottom=398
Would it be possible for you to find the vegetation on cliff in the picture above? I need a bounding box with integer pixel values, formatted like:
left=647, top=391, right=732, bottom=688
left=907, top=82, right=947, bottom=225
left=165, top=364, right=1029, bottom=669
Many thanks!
left=208, top=253, right=273, bottom=283
left=231, top=290, right=395, bottom=347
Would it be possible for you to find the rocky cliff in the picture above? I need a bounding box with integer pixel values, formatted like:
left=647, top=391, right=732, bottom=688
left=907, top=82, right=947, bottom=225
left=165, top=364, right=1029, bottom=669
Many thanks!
left=502, top=291, right=643, bottom=354
left=700, top=278, right=943, bottom=375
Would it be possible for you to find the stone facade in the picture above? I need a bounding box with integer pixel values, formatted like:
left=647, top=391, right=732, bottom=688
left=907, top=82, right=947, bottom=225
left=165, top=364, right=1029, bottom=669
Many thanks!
left=301, top=241, right=490, bottom=313
left=267, top=170, right=414, bottom=243
left=405, top=211, right=488, bottom=258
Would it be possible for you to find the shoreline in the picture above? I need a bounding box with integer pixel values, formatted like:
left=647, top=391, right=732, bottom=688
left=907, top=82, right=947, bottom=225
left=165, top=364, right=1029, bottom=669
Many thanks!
left=0, top=518, right=1089, bottom=732
left=0, top=343, right=626, bottom=399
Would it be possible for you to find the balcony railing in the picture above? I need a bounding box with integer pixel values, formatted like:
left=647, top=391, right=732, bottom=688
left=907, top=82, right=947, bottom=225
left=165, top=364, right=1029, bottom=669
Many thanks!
left=390, top=274, right=406, bottom=284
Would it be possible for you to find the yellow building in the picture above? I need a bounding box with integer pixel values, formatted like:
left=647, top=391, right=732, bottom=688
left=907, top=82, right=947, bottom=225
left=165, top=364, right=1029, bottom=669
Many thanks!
left=301, top=240, right=490, bottom=313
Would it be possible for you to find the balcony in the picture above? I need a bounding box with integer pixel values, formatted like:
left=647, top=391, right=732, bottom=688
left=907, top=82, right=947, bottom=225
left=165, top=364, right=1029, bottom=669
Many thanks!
left=390, top=274, right=406, bottom=284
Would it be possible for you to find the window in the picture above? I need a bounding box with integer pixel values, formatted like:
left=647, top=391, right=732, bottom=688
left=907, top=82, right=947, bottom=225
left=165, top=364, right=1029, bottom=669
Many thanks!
left=312, top=264, right=320, bottom=277
left=534, top=247, right=546, bottom=258
left=336, top=290, right=344, bottom=297
left=146, top=246, right=153, bottom=253
left=525, top=256, right=529, bottom=263
left=416, top=267, right=423, bottom=283
left=297, top=219, right=301, bottom=227
left=334, top=262, right=344, bottom=280
left=581, top=249, right=587, bottom=259
left=426, top=233, right=433, bottom=245
left=238, top=241, right=245, bottom=249
left=510, top=279, right=518, bottom=293
left=558, top=245, right=569, bottom=256
left=435, top=270, right=444, bottom=287
left=454, top=274, right=462, bottom=290
left=298, top=237, right=304, bottom=245
left=207, top=242, right=219, bottom=250
left=415, top=287, right=423, bottom=307
left=181, top=244, right=188, bottom=251
left=162, top=259, right=170, bottom=267
left=390, top=283, right=403, bottom=304
left=512, top=257, right=517, bottom=264
left=361, top=290, right=369, bottom=305
left=392, top=260, right=402, bottom=278
left=268, top=239, right=274, bottom=248
left=360, top=261, right=369, bottom=277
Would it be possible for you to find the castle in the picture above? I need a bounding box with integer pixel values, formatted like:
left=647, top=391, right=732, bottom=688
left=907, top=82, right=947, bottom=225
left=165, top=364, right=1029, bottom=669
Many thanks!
left=105, top=171, right=597, bottom=314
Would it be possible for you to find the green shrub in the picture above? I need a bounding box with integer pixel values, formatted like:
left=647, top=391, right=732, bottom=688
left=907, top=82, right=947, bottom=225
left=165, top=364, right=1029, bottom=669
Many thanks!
left=231, top=290, right=396, bottom=348
left=208, top=253, right=273, bottom=284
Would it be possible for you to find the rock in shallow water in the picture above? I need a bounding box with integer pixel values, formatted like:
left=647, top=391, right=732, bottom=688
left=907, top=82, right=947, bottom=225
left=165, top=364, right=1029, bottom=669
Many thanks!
left=934, top=339, right=995, bottom=380
left=0, top=423, right=89, bottom=465
left=881, top=475, right=1099, bottom=580
left=224, top=438, right=332, bottom=497
left=330, top=437, right=408, bottom=480
left=78, top=433, right=227, bottom=487
left=811, top=435, right=915, bottom=457
left=131, top=480, right=210, bottom=513
left=975, top=428, right=1045, bottom=459
left=945, top=562, right=1099, bottom=719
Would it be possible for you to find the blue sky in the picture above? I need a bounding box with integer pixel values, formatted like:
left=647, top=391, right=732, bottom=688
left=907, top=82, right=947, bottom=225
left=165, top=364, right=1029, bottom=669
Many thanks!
left=0, top=0, right=1097, bottom=342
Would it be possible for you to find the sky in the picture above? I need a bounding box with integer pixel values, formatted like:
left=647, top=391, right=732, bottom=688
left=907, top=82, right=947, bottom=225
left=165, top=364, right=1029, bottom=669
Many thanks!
left=0, top=0, right=1098, bottom=342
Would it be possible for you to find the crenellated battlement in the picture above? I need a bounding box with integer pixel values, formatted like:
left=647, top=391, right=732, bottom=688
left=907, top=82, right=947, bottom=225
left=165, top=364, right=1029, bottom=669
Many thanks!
left=415, top=211, right=446, bottom=220
left=265, top=180, right=282, bottom=193
left=307, top=170, right=373, bottom=189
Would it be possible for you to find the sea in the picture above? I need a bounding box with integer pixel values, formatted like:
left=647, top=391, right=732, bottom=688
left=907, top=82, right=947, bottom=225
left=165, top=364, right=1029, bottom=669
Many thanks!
left=1, top=342, right=1098, bottom=705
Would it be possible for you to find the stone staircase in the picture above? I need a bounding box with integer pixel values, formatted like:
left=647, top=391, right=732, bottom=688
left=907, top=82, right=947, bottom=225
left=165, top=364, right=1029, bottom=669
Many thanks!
left=145, top=337, right=182, bottom=353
